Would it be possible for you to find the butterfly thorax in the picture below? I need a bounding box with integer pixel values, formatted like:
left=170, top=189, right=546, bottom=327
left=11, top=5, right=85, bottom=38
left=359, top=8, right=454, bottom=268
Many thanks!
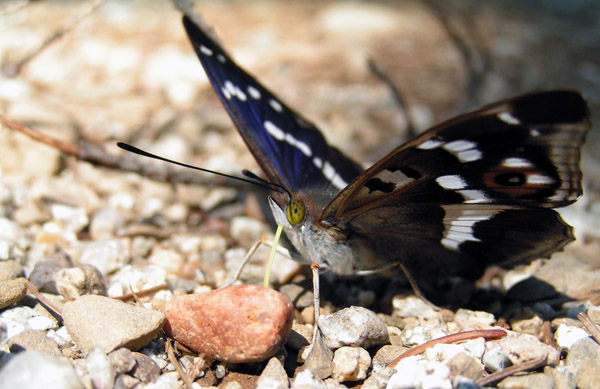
left=268, top=191, right=358, bottom=274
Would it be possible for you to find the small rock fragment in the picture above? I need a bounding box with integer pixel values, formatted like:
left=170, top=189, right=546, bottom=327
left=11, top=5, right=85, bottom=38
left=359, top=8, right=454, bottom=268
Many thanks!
left=63, top=295, right=165, bottom=354
left=0, top=260, right=25, bottom=281
left=164, top=285, right=294, bottom=363
left=78, top=239, right=129, bottom=276
left=331, top=346, right=371, bottom=382
left=554, top=323, right=590, bottom=350
left=498, top=333, right=560, bottom=365
left=8, top=329, right=61, bottom=357
left=109, top=348, right=137, bottom=373
left=130, top=352, right=161, bottom=384
left=318, top=306, right=389, bottom=349
left=86, top=347, right=116, bottom=389
left=445, top=352, right=484, bottom=381
left=55, top=265, right=107, bottom=299
left=0, top=278, right=27, bottom=309
left=256, top=356, right=289, bottom=389
left=576, top=359, right=600, bottom=389
left=388, top=356, right=452, bottom=389
left=286, top=322, right=312, bottom=350
left=291, top=369, right=326, bottom=388
left=0, top=350, right=83, bottom=388
left=498, top=372, right=555, bottom=388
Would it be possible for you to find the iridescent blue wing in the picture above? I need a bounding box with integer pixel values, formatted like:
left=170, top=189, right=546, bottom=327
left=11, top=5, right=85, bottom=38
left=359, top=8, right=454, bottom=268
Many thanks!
left=183, top=16, right=362, bottom=196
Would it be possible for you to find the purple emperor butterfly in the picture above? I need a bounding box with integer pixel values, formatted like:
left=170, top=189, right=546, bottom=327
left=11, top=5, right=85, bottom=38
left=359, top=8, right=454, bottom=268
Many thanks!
left=182, top=16, right=590, bottom=288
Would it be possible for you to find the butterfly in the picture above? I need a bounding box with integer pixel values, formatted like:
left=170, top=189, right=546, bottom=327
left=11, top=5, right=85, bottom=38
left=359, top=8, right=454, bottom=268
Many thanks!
left=182, top=16, right=590, bottom=291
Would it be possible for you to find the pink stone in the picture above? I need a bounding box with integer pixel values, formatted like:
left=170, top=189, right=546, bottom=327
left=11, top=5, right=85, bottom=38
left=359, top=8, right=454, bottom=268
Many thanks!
left=164, top=285, right=294, bottom=363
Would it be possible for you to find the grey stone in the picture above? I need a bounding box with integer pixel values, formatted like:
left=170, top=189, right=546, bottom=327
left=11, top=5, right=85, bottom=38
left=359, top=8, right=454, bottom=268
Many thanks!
left=109, top=347, right=137, bottom=373
left=318, top=306, right=389, bottom=349
left=130, top=352, right=161, bottom=384
left=0, top=350, right=83, bottom=388
left=63, top=295, right=165, bottom=354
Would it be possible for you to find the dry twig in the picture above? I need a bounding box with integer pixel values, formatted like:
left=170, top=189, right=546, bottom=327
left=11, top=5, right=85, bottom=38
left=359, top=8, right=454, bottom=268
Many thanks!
left=0, top=115, right=248, bottom=189
left=578, top=312, right=600, bottom=345
left=476, top=356, right=547, bottom=387
left=387, top=328, right=506, bottom=368
left=3, top=0, right=105, bottom=77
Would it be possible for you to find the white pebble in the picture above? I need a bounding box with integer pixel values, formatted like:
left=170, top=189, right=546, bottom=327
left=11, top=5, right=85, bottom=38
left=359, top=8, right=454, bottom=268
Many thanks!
left=555, top=323, right=591, bottom=350
left=28, top=315, right=58, bottom=331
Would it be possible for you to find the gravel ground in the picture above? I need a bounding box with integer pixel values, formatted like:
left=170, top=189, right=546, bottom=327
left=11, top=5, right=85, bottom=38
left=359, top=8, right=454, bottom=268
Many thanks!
left=1, top=0, right=599, bottom=388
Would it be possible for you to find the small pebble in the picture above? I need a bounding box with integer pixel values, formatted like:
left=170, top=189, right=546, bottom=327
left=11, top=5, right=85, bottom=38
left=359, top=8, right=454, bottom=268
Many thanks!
left=86, top=347, right=116, bottom=389
left=0, top=350, right=83, bottom=388
left=8, top=329, right=61, bottom=357
left=28, top=315, right=58, bottom=331
left=63, top=295, right=165, bottom=354
left=318, top=306, right=389, bottom=349
left=78, top=239, right=130, bottom=276
left=0, top=260, right=25, bottom=281
left=256, top=357, right=289, bottom=389
left=55, top=265, right=107, bottom=299
left=388, top=356, right=452, bottom=389
left=109, top=348, right=137, bottom=373
left=164, top=285, right=294, bottom=363
left=130, top=352, right=161, bottom=384
left=331, top=346, right=371, bottom=382
left=0, top=278, right=27, bottom=309
left=554, top=323, right=590, bottom=350
left=291, top=369, right=326, bottom=388
left=498, top=372, right=555, bottom=389
left=498, top=332, right=560, bottom=365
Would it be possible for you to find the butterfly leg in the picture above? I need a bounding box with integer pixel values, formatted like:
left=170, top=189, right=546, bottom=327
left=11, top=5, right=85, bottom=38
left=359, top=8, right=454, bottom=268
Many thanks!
left=398, top=263, right=442, bottom=311
left=221, top=237, right=295, bottom=288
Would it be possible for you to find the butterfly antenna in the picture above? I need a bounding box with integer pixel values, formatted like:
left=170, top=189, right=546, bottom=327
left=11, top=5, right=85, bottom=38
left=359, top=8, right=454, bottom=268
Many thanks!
left=242, top=169, right=291, bottom=198
left=117, top=142, right=283, bottom=193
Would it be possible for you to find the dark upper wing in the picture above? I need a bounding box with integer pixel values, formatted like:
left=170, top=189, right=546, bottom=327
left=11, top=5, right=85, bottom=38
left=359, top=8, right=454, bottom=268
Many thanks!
left=322, top=90, right=590, bottom=224
left=182, top=16, right=362, bottom=196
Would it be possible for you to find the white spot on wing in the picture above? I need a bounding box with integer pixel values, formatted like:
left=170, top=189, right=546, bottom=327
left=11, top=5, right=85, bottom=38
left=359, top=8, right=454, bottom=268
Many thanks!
left=444, top=140, right=475, bottom=152
left=323, top=161, right=335, bottom=180
left=498, top=112, right=520, bottom=125
left=527, top=174, right=554, bottom=185
left=199, top=45, right=213, bottom=56
left=436, top=175, right=466, bottom=190
left=217, top=54, right=226, bottom=63
left=270, top=99, right=283, bottom=113
left=264, top=121, right=285, bottom=140
left=530, top=129, right=541, bottom=137
left=313, top=157, right=323, bottom=169
left=501, top=157, right=533, bottom=168
left=417, top=139, right=443, bottom=150
left=440, top=206, right=496, bottom=251
left=295, top=140, right=312, bottom=157
left=332, top=174, right=347, bottom=190
left=457, top=149, right=482, bottom=162
left=247, top=86, right=261, bottom=99
left=457, top=190, right=488, bottom=203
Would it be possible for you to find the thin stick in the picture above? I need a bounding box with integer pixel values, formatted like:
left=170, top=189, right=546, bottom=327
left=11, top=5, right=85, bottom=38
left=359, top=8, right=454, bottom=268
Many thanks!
left=310, top=263, right=321, bottom=350
left=476, top=356, right=547, bottom=387
left=3, top=0, right=105, bottom=77
left=112, top=284, right=169, bottom=301
left=387, top=329, right=506, bottom=369
left=578, top=312, right=600, bottom=345
left=0, top=115, right=248, bottom=189
left=367, top=59, right=417, bottom=138
left=166, top=339, right=193, bottom=389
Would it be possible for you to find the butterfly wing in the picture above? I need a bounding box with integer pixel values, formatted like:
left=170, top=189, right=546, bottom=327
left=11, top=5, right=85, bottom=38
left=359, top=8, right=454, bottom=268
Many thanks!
left=325, top=91, right=589, bottom=275
left=183, top=16, right=362, bottom=198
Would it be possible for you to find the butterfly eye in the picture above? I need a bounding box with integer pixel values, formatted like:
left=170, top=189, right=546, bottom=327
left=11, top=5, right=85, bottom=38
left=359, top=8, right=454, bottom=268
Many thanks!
left=286, top=199, right=306, bottom=226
